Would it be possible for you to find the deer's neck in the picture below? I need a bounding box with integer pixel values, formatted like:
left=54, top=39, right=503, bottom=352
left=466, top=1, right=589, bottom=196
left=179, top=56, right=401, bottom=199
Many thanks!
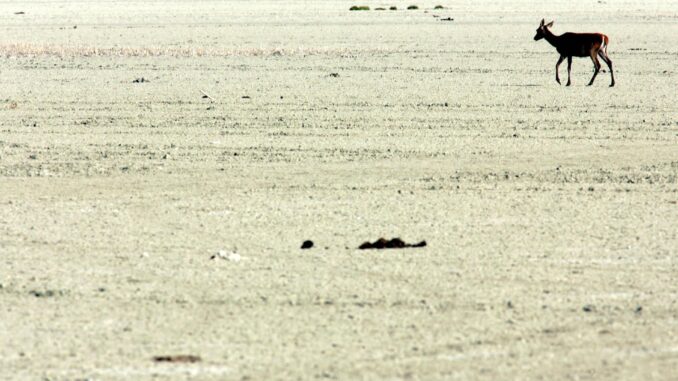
left=544, top=29, right=561, bottom=49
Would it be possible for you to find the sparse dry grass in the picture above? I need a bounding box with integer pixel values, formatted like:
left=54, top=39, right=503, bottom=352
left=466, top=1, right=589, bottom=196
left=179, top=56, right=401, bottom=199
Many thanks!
left=3, top=2, right=678, bottom=380
left=0, top=43, right=394, bottom=58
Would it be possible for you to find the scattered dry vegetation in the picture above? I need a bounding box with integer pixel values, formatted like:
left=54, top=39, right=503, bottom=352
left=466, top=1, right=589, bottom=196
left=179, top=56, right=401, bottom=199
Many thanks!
left=0, top=43, right=396, bottom=58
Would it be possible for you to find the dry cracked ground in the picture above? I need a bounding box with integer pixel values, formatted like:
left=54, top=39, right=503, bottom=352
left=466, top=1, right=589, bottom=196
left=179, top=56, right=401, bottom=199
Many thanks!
left=1, top=0, right=677, bottom=380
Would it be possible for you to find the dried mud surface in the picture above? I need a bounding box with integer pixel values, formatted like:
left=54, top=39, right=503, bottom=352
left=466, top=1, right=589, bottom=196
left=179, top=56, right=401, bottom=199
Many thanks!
left=1, top=1, right=677, bottom=380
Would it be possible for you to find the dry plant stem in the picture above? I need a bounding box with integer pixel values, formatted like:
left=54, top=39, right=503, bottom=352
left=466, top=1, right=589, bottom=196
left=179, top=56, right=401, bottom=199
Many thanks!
left=200, top=90, right=217, bottom=102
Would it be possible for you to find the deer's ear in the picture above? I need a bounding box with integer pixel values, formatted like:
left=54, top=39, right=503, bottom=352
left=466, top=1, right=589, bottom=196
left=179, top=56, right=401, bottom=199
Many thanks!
left=540, top=19, right=545, bottom=26
left=545, top=21, right=554, bottom=28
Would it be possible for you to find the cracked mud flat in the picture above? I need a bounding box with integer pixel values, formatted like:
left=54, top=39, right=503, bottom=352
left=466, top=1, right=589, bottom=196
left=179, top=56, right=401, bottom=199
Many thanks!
left=1, top=0, right=677, bottom=380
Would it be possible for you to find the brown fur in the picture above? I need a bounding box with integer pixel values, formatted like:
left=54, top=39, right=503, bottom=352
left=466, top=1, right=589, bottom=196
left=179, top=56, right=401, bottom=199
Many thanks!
left=534, top=19, right=615, bottom=87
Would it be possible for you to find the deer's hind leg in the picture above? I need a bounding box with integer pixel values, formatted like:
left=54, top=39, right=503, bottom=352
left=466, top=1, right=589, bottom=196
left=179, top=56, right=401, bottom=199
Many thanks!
left=598, top=49, right=615, bottom=87
left=587, top=51, right=601, bottom=86
left=555, top=55, right=566, bottom=85
left=566, top=56, right=572, bottom=86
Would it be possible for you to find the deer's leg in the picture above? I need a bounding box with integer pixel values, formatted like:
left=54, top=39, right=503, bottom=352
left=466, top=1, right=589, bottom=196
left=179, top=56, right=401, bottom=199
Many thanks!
left=566, top=56, right=572, bottom=86
left=555, top=55, right=565, bottom=85
left=598, top=50, right=615, bottom=87
left=587, top=52, right=601, bottom=86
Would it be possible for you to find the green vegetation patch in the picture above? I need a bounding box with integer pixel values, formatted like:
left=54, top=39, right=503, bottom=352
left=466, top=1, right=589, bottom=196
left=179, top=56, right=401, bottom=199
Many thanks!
left=434, top=5, right=445, bottom=9
left=389, top=6, right=397, bottom=10
left=407, top=5, right=419, bottom=10
left=349, top=5, right=370, bottom=11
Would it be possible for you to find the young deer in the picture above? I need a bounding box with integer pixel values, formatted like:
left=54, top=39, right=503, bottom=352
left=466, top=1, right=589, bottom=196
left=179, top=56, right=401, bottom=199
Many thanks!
left=534, top=19, right=615, bottom=87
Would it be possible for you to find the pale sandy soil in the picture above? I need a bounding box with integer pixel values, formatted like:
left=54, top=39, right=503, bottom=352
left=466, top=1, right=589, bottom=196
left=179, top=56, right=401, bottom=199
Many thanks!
left=1, top=1, right=677, bottom=380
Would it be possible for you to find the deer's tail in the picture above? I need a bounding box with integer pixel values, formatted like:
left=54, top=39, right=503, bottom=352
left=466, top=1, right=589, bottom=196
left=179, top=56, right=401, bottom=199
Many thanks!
left=601, top=34, right=610, bottom=54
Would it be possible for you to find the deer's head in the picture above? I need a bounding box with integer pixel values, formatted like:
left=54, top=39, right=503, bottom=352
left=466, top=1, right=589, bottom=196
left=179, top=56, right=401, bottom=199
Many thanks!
left=534, top=19, right=554, bottom=41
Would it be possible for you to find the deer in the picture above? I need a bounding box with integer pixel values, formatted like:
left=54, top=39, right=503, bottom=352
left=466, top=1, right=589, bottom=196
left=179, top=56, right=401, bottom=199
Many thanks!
left=534, top=19, right=615, bottom=87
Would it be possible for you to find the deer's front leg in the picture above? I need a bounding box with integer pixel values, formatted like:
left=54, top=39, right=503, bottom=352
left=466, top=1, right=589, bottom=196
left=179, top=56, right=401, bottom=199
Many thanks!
left=555, top=56, right=566, bottom=85
left=566, top=56, right=572, bottom=86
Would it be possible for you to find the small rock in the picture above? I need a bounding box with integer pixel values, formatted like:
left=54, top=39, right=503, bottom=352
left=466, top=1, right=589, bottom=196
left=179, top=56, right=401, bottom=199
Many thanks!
left=635, top=306, right=643, bottom=314
left=132, top=77, right=148, bottom=83
left=211, top=250, right=241, bottom=262
left=329, top=73, right=340, bottom=78
left=582, top=304, right=595, bottom=312
left=301, top=240, right=314, bottom=249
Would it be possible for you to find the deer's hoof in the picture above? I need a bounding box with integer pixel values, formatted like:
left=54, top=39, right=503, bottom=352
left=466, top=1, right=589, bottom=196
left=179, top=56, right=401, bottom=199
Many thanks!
left=566, top=82, right=571, bottom=87
left=610, top=83, right=615, bottom=87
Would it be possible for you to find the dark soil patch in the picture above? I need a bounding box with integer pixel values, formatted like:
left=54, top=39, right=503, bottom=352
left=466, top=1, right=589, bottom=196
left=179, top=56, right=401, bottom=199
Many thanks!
left=153, top=355, right=201, bottom=363
left=359, top=238, right=427, bottom=250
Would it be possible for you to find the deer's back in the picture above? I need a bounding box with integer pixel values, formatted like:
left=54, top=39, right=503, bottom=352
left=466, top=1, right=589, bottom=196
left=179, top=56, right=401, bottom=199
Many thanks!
left=557, top=32, right=606, bottom=57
